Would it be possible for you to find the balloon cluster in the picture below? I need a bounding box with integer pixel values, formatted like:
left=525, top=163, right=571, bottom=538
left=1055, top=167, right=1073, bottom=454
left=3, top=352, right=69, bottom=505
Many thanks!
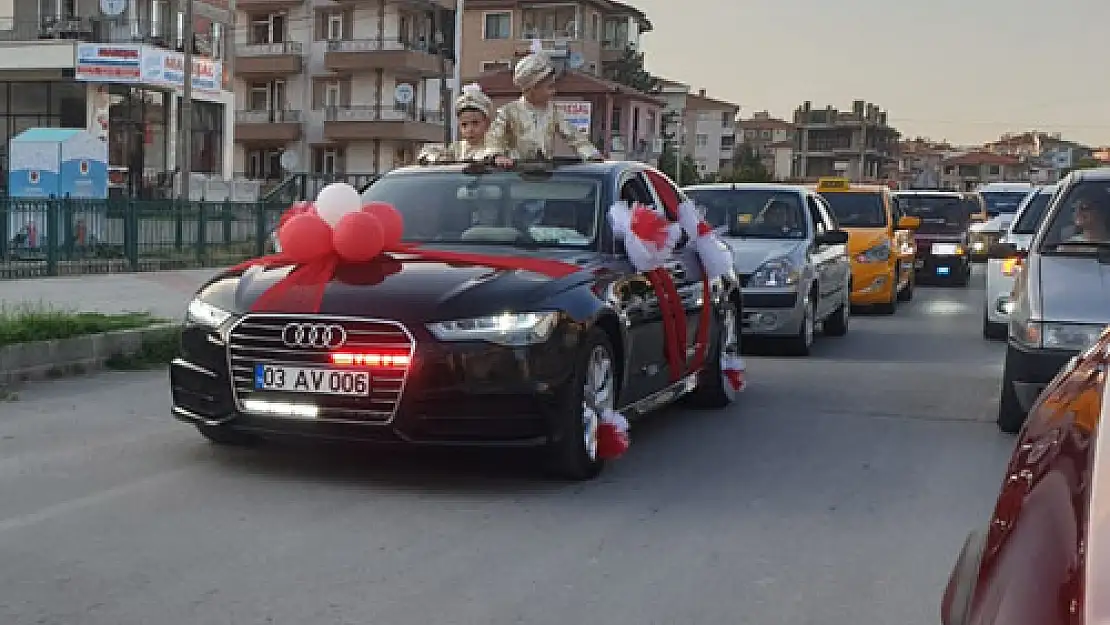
left=277, top=183, right=404, bottom=264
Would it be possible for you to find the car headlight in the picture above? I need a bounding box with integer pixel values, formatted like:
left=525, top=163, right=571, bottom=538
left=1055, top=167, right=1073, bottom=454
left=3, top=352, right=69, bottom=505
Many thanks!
left=748, top=257, right=799, bottom=287
left=426, top=311, right=559, bottom=346
left=1012, top=321, right=1106, bottom=351
left=931, top=242, right=964, bottom=256
left=855, top=241, right=890, bottom=263
left=186, top=299, right=233, bottom=329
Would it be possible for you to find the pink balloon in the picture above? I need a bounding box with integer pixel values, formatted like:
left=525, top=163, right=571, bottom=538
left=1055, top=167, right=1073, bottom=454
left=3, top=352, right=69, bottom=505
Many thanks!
left=278, top=200, right=315, bottom=230
left=363, top=202, right=404, bottom=249
left=333, top=211, right=384, bottom=263
left=278, top=213, right=333, bottom=263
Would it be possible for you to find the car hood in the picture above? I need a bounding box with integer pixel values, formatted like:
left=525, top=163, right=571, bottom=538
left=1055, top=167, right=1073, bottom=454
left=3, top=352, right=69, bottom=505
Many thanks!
left=1038, top=256, right=1110, bottom=323
left=971, top=215, right=1013, bottom=234
left=723, top=237, right=804, bottom=273
left=198, top=247, right=597, bottom=323
left=1003, top=233, right=1034, bottom=251
left=914, top=232, right=965, bottom=244
left=842, top=227, right=889, bottom=254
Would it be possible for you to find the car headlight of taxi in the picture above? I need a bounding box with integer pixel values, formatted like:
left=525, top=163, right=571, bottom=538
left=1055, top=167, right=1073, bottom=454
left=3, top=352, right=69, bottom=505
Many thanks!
left=427, top=311, right=559, bottom=346
left=931, top=242, right=965, bottom=256
left=855, top=241, right=890, bottom=264
left=186, top=298, right=233, bottom=329
left=1013, top=321, right=1107, bottom=351
left=748, top=257, right=800, bottom=287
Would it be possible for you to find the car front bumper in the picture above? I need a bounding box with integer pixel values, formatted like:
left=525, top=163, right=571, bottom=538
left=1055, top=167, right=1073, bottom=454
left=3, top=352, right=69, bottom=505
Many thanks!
left=1003, top=340, right=1077, bottom=411
left=914, top=252, right=970, bottom=281
left=170, top=321, right=580, bottom=447
left=984, top=259, right=1016, bottom=325
left=849, top=261, right=895, bottom=305
left=740, top=288, right=803, bottom=337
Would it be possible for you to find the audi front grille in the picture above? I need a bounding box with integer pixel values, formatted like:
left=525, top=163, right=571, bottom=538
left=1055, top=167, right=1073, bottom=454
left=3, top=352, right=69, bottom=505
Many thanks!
left=227, top=315, right=415, bottom=423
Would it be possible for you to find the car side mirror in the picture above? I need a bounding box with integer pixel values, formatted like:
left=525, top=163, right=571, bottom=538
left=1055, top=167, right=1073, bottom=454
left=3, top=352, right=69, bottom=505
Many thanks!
left=815, top=230, right=849, bottom=245
left=897, top=216, right=921, bottom=230
left=988, top=242, right=1021, bottom=259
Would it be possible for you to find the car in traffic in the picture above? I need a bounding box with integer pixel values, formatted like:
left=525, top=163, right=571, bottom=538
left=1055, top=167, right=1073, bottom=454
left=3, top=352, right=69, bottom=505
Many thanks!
left=684, top=183, right=851, bottom=356
left=994, top=168, right=1110, bottom=433
left=968, top=182, right=1034, bottom=261
left=892, top=190, right=975, bottom=286
left=170, top=160, right=743, bottom=480
left=982, top=184, right=1058, bottom=339
left=814, top=177, right=920, bottom=313
left=940, top=324, right=1110, bottom=625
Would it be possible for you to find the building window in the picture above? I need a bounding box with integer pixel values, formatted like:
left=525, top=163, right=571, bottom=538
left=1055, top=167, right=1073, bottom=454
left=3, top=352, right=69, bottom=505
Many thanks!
left=989, top=165, right=1001, bottom=175
left=0, top=81, right=86, bottom=179
left=246, top=148, right=283, bottom=180
left=483, top=12, right=510, bottom=39
left=695, top=134, right=708, bottom=147
left=177, top=98, right=223, bottom=174
left=481, top=61, right=510, bottom=73
left=315, top=12, right=346, bottom=40
left=313, top=147, right=345, bottom=175
left=312, top=79, right=349, bottom=109
left=590, top=13, right=599, bottom=40
left=720, top=112, right=730, bottom=127
left=247, top=80, right=286, bottom=111
left=250, top=13, right=285, bottom=44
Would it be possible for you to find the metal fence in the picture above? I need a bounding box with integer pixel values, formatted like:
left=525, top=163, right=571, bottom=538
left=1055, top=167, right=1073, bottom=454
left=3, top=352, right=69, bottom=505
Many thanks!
left=0, top=198, right=289, bottom=279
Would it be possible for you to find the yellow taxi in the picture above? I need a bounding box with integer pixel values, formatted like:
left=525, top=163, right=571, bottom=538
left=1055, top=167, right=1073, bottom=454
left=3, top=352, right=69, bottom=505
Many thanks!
left=814, top=178, right=920, bottom=313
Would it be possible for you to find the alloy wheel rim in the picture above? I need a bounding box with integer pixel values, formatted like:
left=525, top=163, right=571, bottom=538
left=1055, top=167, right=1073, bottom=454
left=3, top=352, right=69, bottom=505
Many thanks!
left=582, top=346, right=614, bottom=461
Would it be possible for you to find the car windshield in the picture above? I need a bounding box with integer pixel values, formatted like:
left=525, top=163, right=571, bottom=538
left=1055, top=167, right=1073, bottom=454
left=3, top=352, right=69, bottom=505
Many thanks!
left=1011, top=191, right=1054, bottom=235
left=819, top=192, right=888, bottom=227
left=360, top=171, right=602, bottom=249
left=685, top=188, right=807, bottom=239
left=981, top=191, right=1029, bottom=214
left=1039, top=182, right=1110, bottom=252
left=895, top=194, right=969, bottom=234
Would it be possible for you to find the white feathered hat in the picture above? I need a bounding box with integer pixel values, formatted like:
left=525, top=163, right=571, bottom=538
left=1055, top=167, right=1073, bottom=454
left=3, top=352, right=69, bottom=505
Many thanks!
left=513, top=42, right=554, bottom=90
left=454, top=82, right=493, bottom=117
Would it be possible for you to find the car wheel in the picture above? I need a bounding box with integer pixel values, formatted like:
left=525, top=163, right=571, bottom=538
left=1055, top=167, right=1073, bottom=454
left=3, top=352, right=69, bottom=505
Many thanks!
left=874, top=281, right=897, bottom=315
left=997, top=358, right=1026, bottom=434
left=781, top=295, right=815, bottom=356
left=824, top=290, right=850, bottom=337
left=545, top=329, right=615, bottom=481
left=898, top=268, right=914, bottom=301
left=690, top=300, right=741, bottom=408
left=982, top=310, right=1007, bottom=340
left=196, top=424, right=255, bottom=446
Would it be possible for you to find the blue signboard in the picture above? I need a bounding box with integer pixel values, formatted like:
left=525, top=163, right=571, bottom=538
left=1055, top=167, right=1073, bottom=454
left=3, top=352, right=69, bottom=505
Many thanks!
left=8, top=128, right=108, bottom=199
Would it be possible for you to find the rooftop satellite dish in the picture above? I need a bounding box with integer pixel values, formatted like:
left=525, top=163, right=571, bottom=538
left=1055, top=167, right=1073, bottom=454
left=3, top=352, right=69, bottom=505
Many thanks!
left=568, top=52, right=584, bottom=69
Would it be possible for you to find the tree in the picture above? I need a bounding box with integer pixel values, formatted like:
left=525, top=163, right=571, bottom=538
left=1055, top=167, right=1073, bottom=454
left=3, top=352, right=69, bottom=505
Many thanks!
left=657, top=148, right=700, bottom=185
left=720, top=145, right=773, bottom=183
left=603, top=45, right=659, bottom=93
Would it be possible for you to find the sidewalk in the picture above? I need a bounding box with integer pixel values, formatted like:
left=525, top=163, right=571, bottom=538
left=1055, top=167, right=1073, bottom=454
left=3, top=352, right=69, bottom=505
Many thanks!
left=1, top=269, right=218, bottom=319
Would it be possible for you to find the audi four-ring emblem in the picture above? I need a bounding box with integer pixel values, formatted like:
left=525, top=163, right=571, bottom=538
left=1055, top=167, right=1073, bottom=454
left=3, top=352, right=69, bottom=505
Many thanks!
left=281, top=323, right=347, bottom=349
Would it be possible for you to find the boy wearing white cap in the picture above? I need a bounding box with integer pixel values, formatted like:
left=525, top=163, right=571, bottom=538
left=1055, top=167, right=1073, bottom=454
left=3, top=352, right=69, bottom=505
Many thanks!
left=419, top=83, right=510, bottom=163
left=486, top=46, right=602, bottom=161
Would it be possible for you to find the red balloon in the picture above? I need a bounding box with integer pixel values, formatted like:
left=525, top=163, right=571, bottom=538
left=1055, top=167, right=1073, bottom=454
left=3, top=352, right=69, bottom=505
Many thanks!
left=278, top=213, right=333, bottom=263
left=279, top=201, right=314, bottom=229
left=333, top=211, right=384, bottom=262
left=363, top=202, right=404, bottom=249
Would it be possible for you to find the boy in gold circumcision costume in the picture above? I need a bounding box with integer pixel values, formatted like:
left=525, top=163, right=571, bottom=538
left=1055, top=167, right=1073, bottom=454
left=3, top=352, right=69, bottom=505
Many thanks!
left=485, top=48, right=602, bottom=161
left=419, top=83, right=510, bottom=164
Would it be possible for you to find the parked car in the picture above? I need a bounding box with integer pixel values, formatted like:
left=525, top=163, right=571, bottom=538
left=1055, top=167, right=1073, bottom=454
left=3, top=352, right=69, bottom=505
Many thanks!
left=814, top=178, right=920, bottom=313
left=170, top=160, right=743, bottom=480
left=940, top=324, right=1110, bottom=625
left=993, top=168, right=1110, bottom=433
left=982, top=184, right=1058, bottom=339
left=684, top=183, right=851, bottom=356
left=892, top=190, right=975, bottom=286
left=968, top=182, right=1034, bottom=261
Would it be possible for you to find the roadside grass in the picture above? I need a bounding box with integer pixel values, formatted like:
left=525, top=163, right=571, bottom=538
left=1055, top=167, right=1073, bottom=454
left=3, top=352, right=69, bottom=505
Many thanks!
left=105, top=325, right=182, bottom=370
left=0, top=304, right=160, bottom=347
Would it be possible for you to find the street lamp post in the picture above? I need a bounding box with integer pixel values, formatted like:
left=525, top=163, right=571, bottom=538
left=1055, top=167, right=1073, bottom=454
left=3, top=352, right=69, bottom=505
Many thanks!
left=450, top=0, right=463, bottom=143
left=179, top=0, right=194, bottom=200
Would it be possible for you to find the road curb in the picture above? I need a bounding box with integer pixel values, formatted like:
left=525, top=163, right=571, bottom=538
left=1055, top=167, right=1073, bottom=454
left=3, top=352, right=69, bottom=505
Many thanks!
left=0, top=323, right=180, bottom=386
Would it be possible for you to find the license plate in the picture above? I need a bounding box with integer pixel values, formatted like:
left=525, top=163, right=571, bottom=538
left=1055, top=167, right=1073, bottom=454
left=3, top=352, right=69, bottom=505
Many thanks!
left=254, top=364, right=370, bottom=396
left=936, top=266, right=951, bottom=276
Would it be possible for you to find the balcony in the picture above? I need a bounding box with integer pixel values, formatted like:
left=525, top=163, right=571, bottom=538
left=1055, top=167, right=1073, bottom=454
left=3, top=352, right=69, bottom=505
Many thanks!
left=235, top=41, right=303, bottom=76
left=235, top=0, right=302, bottom=8
left=0, top=17, right=180, bottom=47
left=324, top=39, right=441, bottom=76
left=234, top=109, right=302, bottom=143
left=322, top=106, right=445, bottom=143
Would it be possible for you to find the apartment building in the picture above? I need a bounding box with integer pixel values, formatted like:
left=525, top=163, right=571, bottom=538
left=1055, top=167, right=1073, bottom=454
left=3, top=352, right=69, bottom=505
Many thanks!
left=736, top=111, right=795, bottom=180
left=896, top=137, right=953, bottom=189
left=233, top=0, right=455, bottom=179
left=940, top=151, right=1030, bottom=191
left=793, top=100, right=899, bottom=181
left=0, top=0, right=234, bottom=194
left=657, top=79, right=737, bottom=180
left=459, top=0, right=650, bottom=80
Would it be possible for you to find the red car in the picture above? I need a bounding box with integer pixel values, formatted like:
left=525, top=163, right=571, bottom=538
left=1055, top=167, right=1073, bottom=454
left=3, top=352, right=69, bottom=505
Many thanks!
left=941, top=327, right=1110, bottom=624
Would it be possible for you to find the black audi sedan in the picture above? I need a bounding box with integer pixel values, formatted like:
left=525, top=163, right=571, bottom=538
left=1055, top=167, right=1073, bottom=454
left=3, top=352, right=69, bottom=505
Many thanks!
left=170, top=160, right=743, bottom=480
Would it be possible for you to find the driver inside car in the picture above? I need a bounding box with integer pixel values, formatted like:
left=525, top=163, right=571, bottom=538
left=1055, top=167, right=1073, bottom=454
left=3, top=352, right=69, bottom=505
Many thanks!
left=755, top=199, right=801, bottom=236
left=1066, top=194, right=1110, bottom=242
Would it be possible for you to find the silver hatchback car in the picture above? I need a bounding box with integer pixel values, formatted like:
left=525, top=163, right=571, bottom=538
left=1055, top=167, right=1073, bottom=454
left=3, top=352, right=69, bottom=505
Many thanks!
left=996, top=168, right=1110, bottom=433
left=684, top=183, right=852, bottom=356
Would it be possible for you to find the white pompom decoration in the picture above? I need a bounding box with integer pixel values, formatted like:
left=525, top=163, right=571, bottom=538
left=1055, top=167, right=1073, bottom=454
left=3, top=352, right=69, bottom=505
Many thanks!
left=722, top=354, right=747, bottom=392
left=600, top=408, right=629, bottom=432
left=676, top=199, right=702, bottom=238
left=696, top=232, right=734, bottom=280
left=315, top=183, right=362, bottom=227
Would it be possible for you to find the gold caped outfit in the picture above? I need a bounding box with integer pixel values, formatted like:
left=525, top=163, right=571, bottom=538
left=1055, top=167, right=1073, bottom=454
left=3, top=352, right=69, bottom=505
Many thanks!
left=418, top=83, right=496, bottom=163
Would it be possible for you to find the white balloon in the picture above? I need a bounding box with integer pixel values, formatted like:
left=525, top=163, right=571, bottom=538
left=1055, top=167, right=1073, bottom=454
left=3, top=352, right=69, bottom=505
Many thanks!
left=315, top=183, right=362, bottom=227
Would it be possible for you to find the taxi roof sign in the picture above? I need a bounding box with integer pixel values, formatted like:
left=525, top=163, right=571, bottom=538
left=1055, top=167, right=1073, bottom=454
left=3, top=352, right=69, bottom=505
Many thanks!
left=817, top=177, right=852, bottom=191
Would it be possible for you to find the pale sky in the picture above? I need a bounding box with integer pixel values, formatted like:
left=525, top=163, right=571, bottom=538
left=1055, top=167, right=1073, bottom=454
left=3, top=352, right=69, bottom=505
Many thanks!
left=633, top=0, right=1110, bottom=146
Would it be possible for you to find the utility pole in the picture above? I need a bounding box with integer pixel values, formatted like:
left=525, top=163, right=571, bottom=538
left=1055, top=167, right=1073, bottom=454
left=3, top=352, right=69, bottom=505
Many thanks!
left=450, top=0, right=463, bottom=143
left=434, top=9, right=450, bottom=146
left=179, top=0, right=194, bottom=200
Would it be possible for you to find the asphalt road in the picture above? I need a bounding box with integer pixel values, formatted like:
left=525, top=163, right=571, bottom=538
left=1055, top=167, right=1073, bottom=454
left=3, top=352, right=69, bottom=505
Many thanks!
left=0, top=268, right=1017, bottom=625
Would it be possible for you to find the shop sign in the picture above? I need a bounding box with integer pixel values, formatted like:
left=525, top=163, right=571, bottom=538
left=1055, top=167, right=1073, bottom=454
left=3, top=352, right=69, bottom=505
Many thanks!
left=74, top=44, right=142, bottom=82
left=75, top=43, right=225, bottom=99
left=554, top=101, right=591, bottom=134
